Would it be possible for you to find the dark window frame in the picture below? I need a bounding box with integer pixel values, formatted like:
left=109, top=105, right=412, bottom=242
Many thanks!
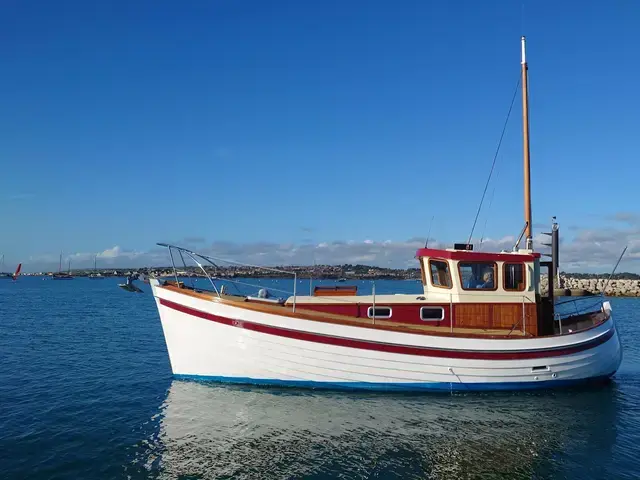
left=503, top=262, right=526, bottom=291
left=458, top=262, right=498, bottom=291
left=367, top=306, right=392, bottom=319
left=420, top=306, right=445, bottom=321
left=428, top=258, right=453, bottom=289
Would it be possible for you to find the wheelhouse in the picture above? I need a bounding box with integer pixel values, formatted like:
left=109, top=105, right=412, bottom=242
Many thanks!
left=416, top=247, right=540, bottom=304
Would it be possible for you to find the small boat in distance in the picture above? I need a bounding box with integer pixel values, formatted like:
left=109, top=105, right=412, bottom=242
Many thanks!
left=118, top=273, right=144, bottom=293
left=147, top=37, right=622, bottom=392
left=0, top=255, right=21, bottom=280
left=89, top=254, right=105, bottom=279
left=52, top=253, right=74, bottom=280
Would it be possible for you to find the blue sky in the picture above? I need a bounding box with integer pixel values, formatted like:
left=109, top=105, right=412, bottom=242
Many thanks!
left=1, top=0, right=639, bottom=272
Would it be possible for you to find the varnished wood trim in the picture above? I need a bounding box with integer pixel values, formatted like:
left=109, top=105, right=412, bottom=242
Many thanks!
left=428, top=258, right=453, bottom=289
left=314, top=285, right=358, bottom=296
left=417, top=248, right=540, bottom=261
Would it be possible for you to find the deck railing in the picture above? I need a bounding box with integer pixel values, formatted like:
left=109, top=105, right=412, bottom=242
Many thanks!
left=157, top=243, right=299, bottom=311
left=553, top=295, right=605, bottom=334
left=554, top=295, right=604, bottom=318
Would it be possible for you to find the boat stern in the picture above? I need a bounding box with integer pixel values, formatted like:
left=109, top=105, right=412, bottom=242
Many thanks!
left=604, top=301, right=624, bottom=378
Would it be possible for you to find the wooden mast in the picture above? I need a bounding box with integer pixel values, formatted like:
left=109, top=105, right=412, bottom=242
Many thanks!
left=521, top=36, right=533, bottom=249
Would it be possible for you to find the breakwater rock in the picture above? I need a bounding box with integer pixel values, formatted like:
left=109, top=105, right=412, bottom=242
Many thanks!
left=540, top=275, right=640, bottom=297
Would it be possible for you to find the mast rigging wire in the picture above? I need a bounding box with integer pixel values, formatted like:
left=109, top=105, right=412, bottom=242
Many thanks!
left=479, top=184, right=497, bottom=248
left=466, top=75, right=521, bottom=246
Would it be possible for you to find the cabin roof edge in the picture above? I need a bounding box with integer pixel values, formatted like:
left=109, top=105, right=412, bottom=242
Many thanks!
left=416, top=248, right=540, bottom=262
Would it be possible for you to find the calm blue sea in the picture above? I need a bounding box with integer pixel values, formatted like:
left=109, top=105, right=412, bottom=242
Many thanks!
left=1, top=277, right=639, bottom=479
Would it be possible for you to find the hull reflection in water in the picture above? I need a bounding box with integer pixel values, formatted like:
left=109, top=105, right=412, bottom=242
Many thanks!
left=132, top=380, right=620, bottom=479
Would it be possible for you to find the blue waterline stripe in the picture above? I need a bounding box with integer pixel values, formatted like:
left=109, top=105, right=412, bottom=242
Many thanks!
left=174, top=374, right=614, bottom=392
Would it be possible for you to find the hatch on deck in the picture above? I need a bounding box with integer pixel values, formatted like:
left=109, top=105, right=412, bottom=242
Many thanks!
left=313, top=285, right=358, bottom=296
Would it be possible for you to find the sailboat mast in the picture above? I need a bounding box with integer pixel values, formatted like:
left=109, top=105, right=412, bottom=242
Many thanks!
left=521, top=36, right=533, bottom=249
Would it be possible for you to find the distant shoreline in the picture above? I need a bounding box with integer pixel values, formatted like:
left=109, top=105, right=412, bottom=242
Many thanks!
left=28, top=271, right=422, bottom=281
left=22, top=264, right=423, bottom=281
left=21, top=266, right=640, bottom=281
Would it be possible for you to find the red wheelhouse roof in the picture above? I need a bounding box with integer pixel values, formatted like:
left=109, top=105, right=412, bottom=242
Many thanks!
left=416, top=248, right=540, bottom=262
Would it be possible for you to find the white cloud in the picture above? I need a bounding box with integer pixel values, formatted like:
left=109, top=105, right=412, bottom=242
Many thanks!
left=558, top=227, right=640, bottom=272
left=27, top=245, right=161, bottom=272
left=99, top=246, right=123, bottom=258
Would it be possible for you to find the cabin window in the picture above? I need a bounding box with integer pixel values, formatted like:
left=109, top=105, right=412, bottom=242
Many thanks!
left=429, top=259, right=452, bottom=288
left=367, top=306, right=392, bottom=319
left=459, top=262, right=497, bottom=290
left=504, top=263, right=526, bottom=291
left=420, top=306, right=444, bottom=321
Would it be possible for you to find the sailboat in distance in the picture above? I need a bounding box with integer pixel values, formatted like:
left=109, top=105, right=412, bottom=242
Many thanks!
left=89, top=254, right=105, bottom=279
left=52, top=253, right=73, bottom=280
left=0, top=255, right=21, bottom=280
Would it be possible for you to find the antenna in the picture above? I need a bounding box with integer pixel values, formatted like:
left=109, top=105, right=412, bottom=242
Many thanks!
left=424, top=216, right=434, bottom=248
left=479, top=184, right=498, bottom=249
left=601, top=246, right=628, bottom=296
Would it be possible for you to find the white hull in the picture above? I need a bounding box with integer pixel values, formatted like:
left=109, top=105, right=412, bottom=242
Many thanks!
left=151, top=283, right=622, bottom=391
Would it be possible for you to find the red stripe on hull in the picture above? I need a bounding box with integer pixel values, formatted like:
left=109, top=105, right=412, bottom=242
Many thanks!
left=158, top=298, right=614, bottom=361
